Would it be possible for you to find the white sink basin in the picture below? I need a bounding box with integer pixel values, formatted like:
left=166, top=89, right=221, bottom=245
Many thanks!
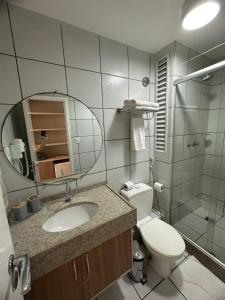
left=42, top=203, right=98, bottom=233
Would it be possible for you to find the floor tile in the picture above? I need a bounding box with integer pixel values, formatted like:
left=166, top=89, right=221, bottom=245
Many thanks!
left=174, top=221, right=201, bottom=241
left=180, top=213, right=208, bottom=235
left=170, top=256, right=225, bottom=300
left=216, top=217, right=225, bottom=230
left=131, top=262, right=162, bottom=299
left=97, top=276, right=139, bottom=300
left=145, top=279, right=186, bottom=300
left=171, top=252, right=188, bottom=271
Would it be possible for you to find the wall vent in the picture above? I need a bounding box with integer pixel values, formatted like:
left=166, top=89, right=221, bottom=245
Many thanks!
left=155, top=55, right=169, bottom=152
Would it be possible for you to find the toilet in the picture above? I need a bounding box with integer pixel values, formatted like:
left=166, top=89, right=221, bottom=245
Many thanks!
left=121, top=183, right=185, bottom=278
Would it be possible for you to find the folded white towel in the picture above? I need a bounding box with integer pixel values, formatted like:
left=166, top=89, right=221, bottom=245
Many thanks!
left=131, top=118, right=145, bottom=151
left=124, top=99, right=159, bottom=109
left=123, top=105, right=159, bottom=112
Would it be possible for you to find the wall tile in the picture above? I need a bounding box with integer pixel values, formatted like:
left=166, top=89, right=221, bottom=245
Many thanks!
left=7, top=186, right=37, bottom=205
left=0, top=54, right=21, bottom=104
left=88, top=146, right=106, bottom=174
left=129, top=79, right=149, bottom=101
left=173, top=136, right=183, bottom=162
left=128, top=47, right=149, bottom=80
left=18, top=58, right=67, bottom=98
left=62, top=24, right=100, bottom=72
left=180, top=180, right=194, bottom=204
left=10, top=5, right=64, bottom=64
left=186, top=80, right=201, bottom=108
left=105, top=139, right=130, bottom=169
left=174, top=42, right=189, bottom=76
left=100, top=37, right=128, bottom=77
left=102, top=74, right=128, bottom=108
left=131, top=161, right=149, bottom=184
left=67, top=67, right=102, bottom=108
left=174, top=108, right=185, bottom=136
left=77, top=171, right=106, bottom=189
left=0, top=2, right=14, bottom=55
left=182, top=158, right=195, bottom=182
left=154, top=161, right=171, bottom=188
left=0, top=151, right=36, bottom=192
left=107, top=166, right=130, bottom=193
left=103, top=109, right=129, bottom=140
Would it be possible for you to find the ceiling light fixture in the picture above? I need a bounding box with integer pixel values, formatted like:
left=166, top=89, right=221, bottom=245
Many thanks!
left=182, top=0, right=221, bottom=30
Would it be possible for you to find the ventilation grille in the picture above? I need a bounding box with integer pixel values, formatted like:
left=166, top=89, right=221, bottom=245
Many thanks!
left=155, top=55, right=169, bottom=152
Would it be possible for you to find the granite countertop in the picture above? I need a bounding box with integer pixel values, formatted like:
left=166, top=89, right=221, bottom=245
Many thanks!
left=10, top=184, right=136, bottom=281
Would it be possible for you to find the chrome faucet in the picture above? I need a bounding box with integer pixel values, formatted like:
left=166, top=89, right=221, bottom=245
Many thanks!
left=65, top=180, right=73, bottom=202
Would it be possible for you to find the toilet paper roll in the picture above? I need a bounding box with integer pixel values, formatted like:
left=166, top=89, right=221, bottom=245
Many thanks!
left=122, top=181, right=134, bottom=191
left=154, top=182, right=164, bottom=193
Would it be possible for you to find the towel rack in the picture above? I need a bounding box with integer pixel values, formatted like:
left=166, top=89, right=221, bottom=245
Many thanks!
left=117, top=108, right=155, bottom=120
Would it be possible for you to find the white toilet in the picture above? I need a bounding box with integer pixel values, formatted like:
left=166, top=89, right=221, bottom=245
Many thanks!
left=121, top=183, right=185, bottom=278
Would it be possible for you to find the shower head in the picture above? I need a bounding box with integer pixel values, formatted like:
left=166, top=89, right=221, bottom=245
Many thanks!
left=202, top=73, right=213, bottom=81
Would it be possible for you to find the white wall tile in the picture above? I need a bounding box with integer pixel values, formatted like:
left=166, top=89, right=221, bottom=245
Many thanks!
left=100, top=37, right=128, bottom=77
left=174, top=42, right=189, bottom=77
left=182, top=158, right=196, bottom=182
left=67, top=67, right=102, bottom=108
left=180, top=180, right=194, bottom=203
left=104, top=109, right=129, bottom=140
left=0, top=2, right=14, bottom=55
left=18, top=58, right=67, bottom=97
left=172, top=161, right=182, bottom=186
left=0, top=55, right=21, bottom=104
left=107, top=166, right=130, bottom=193
left=128, top=46, right=149, bottom=80
left=77, top=171, right=106, bottom=188
left=154, top=161, right=171, bottom=188
left=102, top=74, right=128, bottom=108
left=0, top=151, right=36, bottom=192
left=173, top=136, right=183, bottom=162
left=105, top=139, right=130, bottom=169
left=10, top=5, right=64, bottom=64
left=131, top=161, right=149, bottom=184
left=88, top=146, right=106, bottom=174
left=174, top=108, right=185, bottom=135
left=7, top=187, right=37, bottom=205
left=186, top=80, right=201, bottom=108
left=175, top=83, right=187, bottom=108
left=129, top=79, right=149, bottom=101
left=62, top=24, right=100, bottom=72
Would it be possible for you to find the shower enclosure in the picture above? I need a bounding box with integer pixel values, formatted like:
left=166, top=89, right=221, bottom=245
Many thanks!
left=172, top=52, right=225, bottom=267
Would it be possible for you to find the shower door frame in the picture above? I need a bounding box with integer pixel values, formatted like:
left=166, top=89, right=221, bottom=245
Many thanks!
left=173, top=58, right=225, bottom=269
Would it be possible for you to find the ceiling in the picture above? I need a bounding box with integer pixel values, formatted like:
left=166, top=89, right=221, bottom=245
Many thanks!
left=7, top=0, right=225, bottom=58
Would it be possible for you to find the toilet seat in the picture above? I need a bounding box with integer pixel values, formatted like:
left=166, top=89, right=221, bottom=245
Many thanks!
left=139, top=218, right=185, bottom=258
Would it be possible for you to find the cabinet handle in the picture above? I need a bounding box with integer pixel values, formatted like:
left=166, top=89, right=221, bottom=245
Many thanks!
left=85, top=254, right=90, bottom=275
left=73, top=260, right=78, bottom=281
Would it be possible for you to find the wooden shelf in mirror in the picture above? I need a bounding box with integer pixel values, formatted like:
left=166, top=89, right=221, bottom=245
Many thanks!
left=28, top=112, right=65, bottom=116
left=35, top=155, right=69, bottom=164
left=31, top=128, right=66, bottom=132
left=35, top=142, right=68, bottom=148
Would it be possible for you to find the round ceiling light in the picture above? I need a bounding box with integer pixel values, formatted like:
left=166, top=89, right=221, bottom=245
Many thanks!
left=182, top=0, right=221, bottom=30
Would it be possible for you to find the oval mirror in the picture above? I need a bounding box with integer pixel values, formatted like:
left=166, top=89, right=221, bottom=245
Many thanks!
left=1, top=93, right=103, bottom=183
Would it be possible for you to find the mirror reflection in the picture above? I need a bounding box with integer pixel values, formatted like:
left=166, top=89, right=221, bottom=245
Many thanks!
left=2, top=93, right=102, bottom=183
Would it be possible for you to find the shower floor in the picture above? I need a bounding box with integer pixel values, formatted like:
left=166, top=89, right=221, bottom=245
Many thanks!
left=174, top=205, right=225, bottom=264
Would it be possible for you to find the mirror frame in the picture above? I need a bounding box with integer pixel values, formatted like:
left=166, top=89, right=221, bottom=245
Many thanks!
left=1, top=91, right=104, bottom=185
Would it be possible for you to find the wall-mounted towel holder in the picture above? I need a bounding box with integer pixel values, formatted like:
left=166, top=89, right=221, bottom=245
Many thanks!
left=117, top=108, right=155, bottom=120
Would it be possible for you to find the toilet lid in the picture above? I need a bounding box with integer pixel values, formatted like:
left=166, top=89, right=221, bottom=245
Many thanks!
left=139, top=219, right=185, bottom=257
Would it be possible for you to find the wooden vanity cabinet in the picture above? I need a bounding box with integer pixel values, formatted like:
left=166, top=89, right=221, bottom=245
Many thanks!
left=25, top=229, right=132, bottom=300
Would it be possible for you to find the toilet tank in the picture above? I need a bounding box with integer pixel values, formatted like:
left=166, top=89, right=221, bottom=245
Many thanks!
left=121, top=183, right=153, bottom=220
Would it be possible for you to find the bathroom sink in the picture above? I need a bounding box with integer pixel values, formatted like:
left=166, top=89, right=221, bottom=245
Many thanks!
left=42, top=203, right=98, bottom=233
